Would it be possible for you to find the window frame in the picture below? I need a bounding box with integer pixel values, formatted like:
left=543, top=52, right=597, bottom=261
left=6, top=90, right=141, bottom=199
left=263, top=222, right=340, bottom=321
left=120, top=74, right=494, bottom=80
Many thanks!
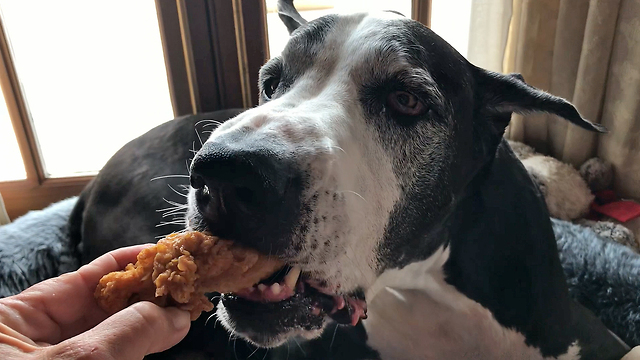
left=0, top=14, right=92, bottom=220
left=0, top=0, right=429, bottom=220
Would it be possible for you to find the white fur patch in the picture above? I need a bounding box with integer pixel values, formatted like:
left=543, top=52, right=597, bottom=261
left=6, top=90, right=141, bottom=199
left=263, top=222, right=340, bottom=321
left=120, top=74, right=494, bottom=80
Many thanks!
left=364, top=247, right=581, bottom=360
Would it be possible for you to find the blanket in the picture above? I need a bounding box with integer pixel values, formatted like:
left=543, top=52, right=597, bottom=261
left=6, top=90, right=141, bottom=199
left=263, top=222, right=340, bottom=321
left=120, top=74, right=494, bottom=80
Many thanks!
left=0, top=197, right=79, bottom=298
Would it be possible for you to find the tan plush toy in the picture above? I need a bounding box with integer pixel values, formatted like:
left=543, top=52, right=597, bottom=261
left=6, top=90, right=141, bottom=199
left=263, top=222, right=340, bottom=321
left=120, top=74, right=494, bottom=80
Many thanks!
left=507, top=140, right=594, bottom=221
left=507, top=140, right=637, bottom=251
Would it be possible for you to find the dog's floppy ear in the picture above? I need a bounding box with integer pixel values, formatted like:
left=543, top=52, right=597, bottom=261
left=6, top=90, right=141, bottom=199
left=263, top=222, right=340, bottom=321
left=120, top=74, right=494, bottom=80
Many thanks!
left=474, top=68, right=607, bottom=133
left=277, top=0, right=307, bottom=34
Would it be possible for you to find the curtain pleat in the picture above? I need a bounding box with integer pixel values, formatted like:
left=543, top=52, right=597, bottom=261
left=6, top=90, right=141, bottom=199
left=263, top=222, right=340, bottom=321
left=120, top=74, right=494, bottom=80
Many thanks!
left=467, top=0, right=640, bottom=200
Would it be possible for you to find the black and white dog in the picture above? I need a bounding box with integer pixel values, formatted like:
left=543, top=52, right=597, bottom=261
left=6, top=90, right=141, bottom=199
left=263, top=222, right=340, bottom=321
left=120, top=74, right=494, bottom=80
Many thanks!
left=181, top=2, right=629, bottom=360
left=71, top=2, right=631, bottom=359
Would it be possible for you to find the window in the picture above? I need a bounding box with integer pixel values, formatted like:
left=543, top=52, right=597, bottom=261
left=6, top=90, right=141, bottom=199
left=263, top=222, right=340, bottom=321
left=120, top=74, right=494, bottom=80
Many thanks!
left=0, top=1, right=173, bottom=178
left=430, top=0, right=472, bottom=57
left=0, top=87, right=24, bottom=181
left=0, top=1, right=175, bottom=219
left=0, top=0, right=431, bottom=220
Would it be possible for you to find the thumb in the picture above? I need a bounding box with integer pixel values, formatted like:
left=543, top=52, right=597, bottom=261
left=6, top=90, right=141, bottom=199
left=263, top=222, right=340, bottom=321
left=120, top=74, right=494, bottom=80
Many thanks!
left=49, top=302, right=191, bottom=360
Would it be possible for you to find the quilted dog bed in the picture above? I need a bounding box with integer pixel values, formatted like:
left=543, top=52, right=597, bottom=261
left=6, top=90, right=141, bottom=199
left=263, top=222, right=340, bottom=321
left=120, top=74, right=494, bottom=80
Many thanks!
left=0, top=197, right=638, bottom=347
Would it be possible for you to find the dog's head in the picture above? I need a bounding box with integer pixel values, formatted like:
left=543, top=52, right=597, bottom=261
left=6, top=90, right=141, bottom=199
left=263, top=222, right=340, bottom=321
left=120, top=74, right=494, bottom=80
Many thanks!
left=186, top=0, right=603, bottom=348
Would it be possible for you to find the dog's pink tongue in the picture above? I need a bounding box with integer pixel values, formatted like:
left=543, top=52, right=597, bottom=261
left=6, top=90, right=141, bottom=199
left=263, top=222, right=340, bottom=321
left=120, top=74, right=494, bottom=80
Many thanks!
left=328, top=295, right=367, bottom=326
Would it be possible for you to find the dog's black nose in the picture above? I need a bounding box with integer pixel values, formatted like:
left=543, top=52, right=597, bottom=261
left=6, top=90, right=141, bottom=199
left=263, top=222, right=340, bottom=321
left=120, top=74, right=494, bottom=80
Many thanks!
left=190, top=142, right=288, bottom=207
left=189, top=140, right=302, bottom=252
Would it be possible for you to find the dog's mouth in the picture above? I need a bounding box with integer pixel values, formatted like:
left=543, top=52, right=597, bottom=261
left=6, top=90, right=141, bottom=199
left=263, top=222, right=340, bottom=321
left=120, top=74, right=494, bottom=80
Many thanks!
left=218, top=265, right=367, bottom=347
left=232, top=265, right=367, bottom=326
left=189, top=181, right=367, bottom=345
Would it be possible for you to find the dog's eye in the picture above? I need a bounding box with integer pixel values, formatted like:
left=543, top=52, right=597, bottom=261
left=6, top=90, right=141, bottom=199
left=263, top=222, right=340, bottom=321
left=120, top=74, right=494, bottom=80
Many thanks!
left=263, top=76, right=280, bottom=99
left=387, top=91, right=426, bottom=116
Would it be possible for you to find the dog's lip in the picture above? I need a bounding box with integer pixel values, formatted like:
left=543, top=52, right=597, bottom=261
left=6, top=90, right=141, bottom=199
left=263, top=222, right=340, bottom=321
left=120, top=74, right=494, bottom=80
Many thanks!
left=230, top=266, right=368, bottom=326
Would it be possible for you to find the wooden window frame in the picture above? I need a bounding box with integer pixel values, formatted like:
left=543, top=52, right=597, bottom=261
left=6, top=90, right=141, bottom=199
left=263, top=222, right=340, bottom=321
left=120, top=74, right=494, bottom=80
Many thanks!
left=0, top=15, right=92, bottom=220
left=0, top=0, right=429, bottom=221
left=413, top=0, right=432, bottom=27
left=156, top=0, right=269, bottom=117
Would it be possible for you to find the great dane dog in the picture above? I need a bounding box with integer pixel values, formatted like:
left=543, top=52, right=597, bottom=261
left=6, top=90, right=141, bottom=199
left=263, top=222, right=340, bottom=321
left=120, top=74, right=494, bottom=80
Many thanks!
left=184, top=2, right=629, bottom=359
left=74, top=1, right=630, bottom=359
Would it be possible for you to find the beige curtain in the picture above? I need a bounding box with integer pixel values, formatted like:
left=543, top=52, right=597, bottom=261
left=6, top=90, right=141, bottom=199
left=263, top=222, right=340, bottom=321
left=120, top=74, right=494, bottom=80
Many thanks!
left=468, top=0, right=640, bottom=201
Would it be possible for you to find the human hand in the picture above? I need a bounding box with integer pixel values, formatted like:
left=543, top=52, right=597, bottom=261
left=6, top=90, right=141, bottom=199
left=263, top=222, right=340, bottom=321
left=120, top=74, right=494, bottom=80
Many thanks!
left=0, top=244, right=191, bottom=359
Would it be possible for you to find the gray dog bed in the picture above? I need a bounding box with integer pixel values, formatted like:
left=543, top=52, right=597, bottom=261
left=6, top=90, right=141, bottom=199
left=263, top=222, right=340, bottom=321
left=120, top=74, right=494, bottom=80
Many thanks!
left=0, top=197, right=79, bottom=297
left=0, top=199, right=638, bottom=346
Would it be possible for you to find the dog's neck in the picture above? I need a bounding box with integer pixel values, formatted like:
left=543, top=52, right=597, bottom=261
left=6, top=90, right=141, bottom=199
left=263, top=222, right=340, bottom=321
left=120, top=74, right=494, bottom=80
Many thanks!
left=362, top=141, right=583, bottom=360
left=363, top=247, right=581, bottom=360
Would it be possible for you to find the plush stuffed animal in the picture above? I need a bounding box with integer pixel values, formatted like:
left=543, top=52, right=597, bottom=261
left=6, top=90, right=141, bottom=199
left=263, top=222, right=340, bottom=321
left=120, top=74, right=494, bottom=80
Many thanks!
left=507, top=140, right=536, bottom=160
left=580, top=157, right=614, bottom=192
left=507, top=140, right=594, bottom=221
left=507, top=140, right=637, bottom=251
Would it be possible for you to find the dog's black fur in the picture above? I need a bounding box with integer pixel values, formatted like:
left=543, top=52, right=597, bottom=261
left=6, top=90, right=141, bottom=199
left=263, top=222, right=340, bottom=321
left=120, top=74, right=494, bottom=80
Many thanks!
left=69, top=109, right=244, bottom=262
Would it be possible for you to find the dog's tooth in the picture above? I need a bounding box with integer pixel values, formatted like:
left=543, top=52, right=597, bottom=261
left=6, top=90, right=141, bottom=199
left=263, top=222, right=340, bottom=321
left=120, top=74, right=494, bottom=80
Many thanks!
left=257, top=284, right=267, bottom=292
left=284, top=266, right=301, bottom=289
left=271, top=283, right=281, bottom=295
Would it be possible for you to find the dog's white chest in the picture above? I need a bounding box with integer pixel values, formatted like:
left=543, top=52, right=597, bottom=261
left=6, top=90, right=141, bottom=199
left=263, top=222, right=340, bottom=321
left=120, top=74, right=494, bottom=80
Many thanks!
left=363, top=248, right=580, bottom=360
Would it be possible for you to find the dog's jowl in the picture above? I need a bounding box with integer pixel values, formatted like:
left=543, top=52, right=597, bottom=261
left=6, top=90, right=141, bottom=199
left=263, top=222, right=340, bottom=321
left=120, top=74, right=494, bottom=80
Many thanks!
left=186, top=1, right=629, bottom=359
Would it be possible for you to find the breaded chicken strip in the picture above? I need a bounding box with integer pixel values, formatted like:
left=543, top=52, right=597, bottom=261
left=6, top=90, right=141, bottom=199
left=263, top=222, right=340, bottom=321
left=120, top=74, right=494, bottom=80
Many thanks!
left=95, top=231, right=283, bottom=320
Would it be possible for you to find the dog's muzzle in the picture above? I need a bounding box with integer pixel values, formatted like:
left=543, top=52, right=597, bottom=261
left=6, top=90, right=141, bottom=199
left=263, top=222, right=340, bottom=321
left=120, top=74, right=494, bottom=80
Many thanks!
left=188, top=136, right=368, bottom=347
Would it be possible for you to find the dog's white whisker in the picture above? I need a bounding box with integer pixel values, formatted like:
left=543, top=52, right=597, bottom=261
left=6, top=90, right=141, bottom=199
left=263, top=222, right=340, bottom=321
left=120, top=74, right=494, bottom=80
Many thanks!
left=159, top=210, right=184, bottom=218
left=205, top=313, right=217, bottom=327
left=330, top=145, right=347, bottom=154
left=171, top=215, right=186, bottom=222
left=149, top=174, right=189, bottom=182
left=166, top=184, right=189, bottom=198
left=156, top=220, right=185, bottom=227
left=248, top=345, right=260, bottom=358
left=329, top=322, right=339, bottom=351
left=156, top=205, right=184, bottom=213
left=233, top=338, right=239, bottom=360
left=162, top=210, right=187, bottom=219
left=194, top=119, right=223, bottom=128
left=159, top=204, right=187, bottom=211
left=195, top=128, right=204, bottom=146
left=292, top=338, right=306, bottom=357
left=336, top=190, right=368, bottom=203
left=162, top=198, right=187, bottom=208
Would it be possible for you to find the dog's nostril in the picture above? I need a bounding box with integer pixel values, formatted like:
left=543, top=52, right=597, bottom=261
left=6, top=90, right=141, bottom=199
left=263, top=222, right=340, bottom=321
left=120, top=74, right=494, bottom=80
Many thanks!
left=190, top=174, right=206, bottom=189
left=235, top=186, right=258, bottom=206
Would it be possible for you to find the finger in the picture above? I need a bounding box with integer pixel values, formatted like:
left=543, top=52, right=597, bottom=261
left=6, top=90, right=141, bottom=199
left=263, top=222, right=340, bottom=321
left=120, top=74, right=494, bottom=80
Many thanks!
left=0, top=244, right=154, bottom=344
left=46, top=302, right=190, bottom=360
left=77, top=244, right=155, bottom=291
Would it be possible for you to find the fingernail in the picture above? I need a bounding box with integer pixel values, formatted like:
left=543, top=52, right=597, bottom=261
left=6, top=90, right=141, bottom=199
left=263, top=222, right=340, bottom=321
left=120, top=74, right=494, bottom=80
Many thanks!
left=168, top=308, right=191, bottom=330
